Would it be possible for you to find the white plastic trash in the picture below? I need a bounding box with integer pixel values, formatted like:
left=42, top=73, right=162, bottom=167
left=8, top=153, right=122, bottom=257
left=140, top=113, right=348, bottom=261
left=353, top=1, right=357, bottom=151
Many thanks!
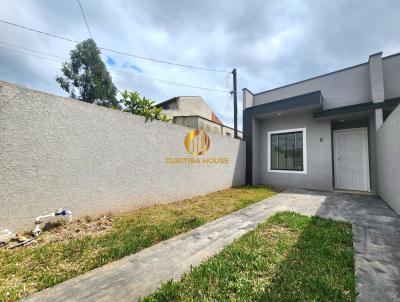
left=0, top=229, right=14, bottom=244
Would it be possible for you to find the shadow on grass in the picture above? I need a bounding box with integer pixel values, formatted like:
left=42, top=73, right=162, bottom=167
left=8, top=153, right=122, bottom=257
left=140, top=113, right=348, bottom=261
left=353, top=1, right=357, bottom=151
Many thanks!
left=259, top=213, right=356, bottom=301
left=142, top=212, right=356, bottom=302
left=1, top=186, right=278, bottom=302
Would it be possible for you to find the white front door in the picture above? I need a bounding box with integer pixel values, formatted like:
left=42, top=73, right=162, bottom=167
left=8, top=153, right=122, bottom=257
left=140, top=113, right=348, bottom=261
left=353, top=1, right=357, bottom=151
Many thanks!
left=333, top=128, right=370, bottom=191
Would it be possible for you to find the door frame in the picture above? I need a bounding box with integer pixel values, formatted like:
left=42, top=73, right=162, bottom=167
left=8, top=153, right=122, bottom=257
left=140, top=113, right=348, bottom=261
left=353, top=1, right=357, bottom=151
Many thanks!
left=333, top=127, right=370, bottom=192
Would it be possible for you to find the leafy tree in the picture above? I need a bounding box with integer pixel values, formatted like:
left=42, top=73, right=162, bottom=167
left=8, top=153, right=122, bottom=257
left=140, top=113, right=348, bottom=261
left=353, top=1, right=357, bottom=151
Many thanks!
left=120, top=90, right=171, bottom=122
left=56, top=39, right=119, bottom=108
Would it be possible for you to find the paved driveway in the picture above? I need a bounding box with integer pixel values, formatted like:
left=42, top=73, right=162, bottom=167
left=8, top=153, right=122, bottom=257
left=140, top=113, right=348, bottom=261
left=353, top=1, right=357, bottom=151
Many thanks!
left=22, top=189, right=400, bottom=302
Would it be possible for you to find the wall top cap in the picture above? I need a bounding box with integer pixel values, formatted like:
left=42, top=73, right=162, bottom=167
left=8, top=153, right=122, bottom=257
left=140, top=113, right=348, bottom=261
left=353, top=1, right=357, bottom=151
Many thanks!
left=369, top=51, right=383, bottom=60
left=242, top=88, right=254, bottom=95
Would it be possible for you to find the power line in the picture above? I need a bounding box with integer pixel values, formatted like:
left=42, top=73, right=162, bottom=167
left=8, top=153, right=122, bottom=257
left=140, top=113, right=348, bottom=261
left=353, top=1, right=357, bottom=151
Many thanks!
left=0, top=42, right=231, bottom=93
left=0, top=41, right=66, bottom=59
left=222, top=92, right=233, bottom=124
left=221, top=72, right=233, bottom=123
left=0, top=45, right=63, bottom=62
left=77, top=0, right=93, bottom=40
left=109, top=69, right=230, bottom=93
left=0, top=20, right=78, bottom=43
left=0, top=19, right=230, bottom=73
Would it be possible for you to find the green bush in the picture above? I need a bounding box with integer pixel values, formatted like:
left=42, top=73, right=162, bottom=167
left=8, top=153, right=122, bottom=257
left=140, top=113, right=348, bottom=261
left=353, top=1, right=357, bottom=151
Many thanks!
left=120, top=90, right=171, bottom=122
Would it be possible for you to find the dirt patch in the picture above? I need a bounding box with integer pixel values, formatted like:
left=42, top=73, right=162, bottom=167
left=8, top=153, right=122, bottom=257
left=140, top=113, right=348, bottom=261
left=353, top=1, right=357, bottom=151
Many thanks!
left=258, top=225, right=297, bottom=242
left=1, top=215, right=114, bottom=250
left=37, top=215, right=113, bottom=243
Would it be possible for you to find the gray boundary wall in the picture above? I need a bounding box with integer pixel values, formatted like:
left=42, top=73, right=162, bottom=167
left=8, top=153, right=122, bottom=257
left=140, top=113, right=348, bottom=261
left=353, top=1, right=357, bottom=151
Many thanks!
left=376, top=105, right=400, bottom=215
left=0, top=81, right=245, bottom=231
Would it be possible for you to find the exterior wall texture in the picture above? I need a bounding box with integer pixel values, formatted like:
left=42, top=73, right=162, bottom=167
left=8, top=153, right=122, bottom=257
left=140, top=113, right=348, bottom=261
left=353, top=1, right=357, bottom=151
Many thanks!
left=376, top=105, right=400, bottom=214
left=382, top=55, right=400, bottom=100
left=0, top=81, right=246, bottom=231
left=368, top=114, right=377, bottom=191
left=173, top=115, right=243, bottom=138
left=162, top=96, right=214, bottom=120
left=252, top=53, right=400, bottom=110
left=252, top=119, right=261, bottom=184
left=243, top=89, right=254, bottom=109
left=256, top=110, right=332, bottom=191
left=253, top=63, right=371, bottom=109
left=177, top=96, right=213, bottom=117
left=368, top=53, right=385, bottom=102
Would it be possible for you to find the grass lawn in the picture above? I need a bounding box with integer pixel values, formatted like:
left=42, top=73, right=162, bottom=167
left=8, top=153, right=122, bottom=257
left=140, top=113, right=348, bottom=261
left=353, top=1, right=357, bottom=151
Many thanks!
left=143, top=212, right=356, bottom=302
left=0, top=186, right=277, bottom=302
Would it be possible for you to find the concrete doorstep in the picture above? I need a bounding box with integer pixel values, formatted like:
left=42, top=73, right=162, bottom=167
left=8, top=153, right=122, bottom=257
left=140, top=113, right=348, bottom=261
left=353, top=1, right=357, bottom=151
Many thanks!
left=21, top=189, right=400, bottom=302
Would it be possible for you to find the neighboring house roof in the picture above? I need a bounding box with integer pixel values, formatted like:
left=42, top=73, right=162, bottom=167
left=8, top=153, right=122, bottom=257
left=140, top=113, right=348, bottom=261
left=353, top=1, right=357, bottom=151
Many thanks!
left=176, top=115, right=242, bottom=133
left=155, top=97, right=178, bottom=108
left=156, top=96, right=222, bottom=124
left=211, top=112, right=222, bottom=125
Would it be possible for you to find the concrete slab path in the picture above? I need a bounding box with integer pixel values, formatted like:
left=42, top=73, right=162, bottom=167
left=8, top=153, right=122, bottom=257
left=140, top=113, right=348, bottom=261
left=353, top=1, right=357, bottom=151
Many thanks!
left=22, top=189, right=400, bottom=302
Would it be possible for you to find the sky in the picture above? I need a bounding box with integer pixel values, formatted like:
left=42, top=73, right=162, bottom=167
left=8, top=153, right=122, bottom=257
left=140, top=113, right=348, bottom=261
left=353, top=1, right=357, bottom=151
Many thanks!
left=1, top=0, right=399, bottom=130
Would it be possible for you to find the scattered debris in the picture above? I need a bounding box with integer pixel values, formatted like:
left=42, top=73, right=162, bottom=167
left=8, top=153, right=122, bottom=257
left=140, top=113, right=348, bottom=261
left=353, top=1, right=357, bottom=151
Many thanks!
left=36, top=215, right=113, bottom=244
left=32, top=208, right=72, bottom=237
left=0, top=209, right=74, bottom=249
left=0, top=229, right=15, bottom=246
left=10, top=237, right=35, bottom=249
left=0, top=229, right=36, bottom=249
left=1, top=213, right=113, bottom=250
left=15, top=233, right=29, bottom=242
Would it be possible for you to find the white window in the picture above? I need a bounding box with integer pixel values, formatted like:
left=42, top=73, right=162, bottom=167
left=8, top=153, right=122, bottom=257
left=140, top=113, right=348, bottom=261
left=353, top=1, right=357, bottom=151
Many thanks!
left=267, top=128, right=307, bottom=174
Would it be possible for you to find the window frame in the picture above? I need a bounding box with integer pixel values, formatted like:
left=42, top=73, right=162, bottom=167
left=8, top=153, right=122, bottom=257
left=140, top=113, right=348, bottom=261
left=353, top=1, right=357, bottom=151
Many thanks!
left=267, top=128, right=307, bottom=174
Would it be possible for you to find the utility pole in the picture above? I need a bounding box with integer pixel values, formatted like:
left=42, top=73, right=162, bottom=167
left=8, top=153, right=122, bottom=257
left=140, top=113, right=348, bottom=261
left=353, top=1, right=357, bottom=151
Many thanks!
left=232, top=68, right=238, bottom=138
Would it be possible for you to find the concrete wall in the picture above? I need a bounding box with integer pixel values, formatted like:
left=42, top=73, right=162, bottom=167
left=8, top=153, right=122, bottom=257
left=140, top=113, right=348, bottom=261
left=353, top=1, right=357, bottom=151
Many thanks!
left=0, top=81, right=246, bottom=231
left=178, top=96, right=213, bottom=117
left=162, top=96, right=214, bottom=120
left=256, top=110, right=332, bottom=191
left=173, top=116, right=243, bottom=138
left=368, top=53, right=385, bottom=103
left=368, top=114, right=377, bottom=191
left=243, top=88, right=254, bottom=109
left=173, top=116, right=199, bottom=130
left=382, top=54, right=400, bottom=100
left=253, top=63, right=371, bottom=109
left=221, top=125, right=242, bottom=138
left=252, top=118, right=261, bottom=184
left=252, top=53, right=400, bottom=110
left=376, top=105, right=400, bottom=214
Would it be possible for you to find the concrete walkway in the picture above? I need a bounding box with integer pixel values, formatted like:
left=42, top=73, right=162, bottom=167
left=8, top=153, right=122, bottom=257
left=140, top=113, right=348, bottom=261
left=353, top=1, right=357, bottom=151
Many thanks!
left=22, top=189, right=400, bottom=302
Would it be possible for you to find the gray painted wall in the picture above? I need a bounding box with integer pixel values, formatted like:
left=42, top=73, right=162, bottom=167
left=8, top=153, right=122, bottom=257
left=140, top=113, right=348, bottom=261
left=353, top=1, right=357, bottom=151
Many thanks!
left=368, top=114, right=377, bottom=191
left=0, top=81, right=246, bottom=231
left=251, top=53, right=400, bottom=110
left=368, top=53, right=385, bottom=102
left=253, top=63, right=371, bottom=109
left=244, top=52, right=400, bottom=194
left=376, top=105, right=400, bottom=215
left=255, top=110, right=332, bottom=191
left=382, top=55, right=400, bottom=100
left=252, top=118, right=261, bottom=184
